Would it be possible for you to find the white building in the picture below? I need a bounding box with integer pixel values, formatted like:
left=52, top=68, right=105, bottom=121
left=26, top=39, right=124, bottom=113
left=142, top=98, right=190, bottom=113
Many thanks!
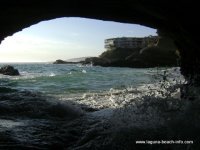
left=105, top=36, right=158, bottom=50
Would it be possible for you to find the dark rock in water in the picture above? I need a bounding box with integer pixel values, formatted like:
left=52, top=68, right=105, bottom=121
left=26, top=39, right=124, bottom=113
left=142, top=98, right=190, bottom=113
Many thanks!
left=53, top=59, right=82, bottom=64
left=0, top=65, right=20, bottom=76
left=53, top=59, right=68, bottom=64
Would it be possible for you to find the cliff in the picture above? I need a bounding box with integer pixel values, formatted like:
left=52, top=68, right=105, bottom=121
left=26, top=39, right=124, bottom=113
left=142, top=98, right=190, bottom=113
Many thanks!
left=84, top=36, right=178, bottom=68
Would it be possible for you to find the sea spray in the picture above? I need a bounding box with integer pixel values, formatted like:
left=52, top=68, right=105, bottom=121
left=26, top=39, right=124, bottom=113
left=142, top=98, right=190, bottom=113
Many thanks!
left=1, top=63, right=192, bottom=149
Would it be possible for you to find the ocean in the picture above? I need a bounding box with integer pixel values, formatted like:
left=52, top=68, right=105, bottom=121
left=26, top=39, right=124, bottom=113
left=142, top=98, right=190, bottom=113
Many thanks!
left=0, top=63, right=185, bottom=149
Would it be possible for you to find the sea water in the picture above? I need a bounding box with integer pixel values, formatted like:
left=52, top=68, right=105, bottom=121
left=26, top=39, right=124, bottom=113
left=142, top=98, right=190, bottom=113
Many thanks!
left=0, top=63, right=159, bottom=94
left=0, top=63, right=184, bottom=149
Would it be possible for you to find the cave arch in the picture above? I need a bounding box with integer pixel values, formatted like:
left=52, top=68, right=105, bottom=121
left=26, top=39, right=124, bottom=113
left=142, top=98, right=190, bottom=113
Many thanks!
left=0, top=0, right=199, bottom=84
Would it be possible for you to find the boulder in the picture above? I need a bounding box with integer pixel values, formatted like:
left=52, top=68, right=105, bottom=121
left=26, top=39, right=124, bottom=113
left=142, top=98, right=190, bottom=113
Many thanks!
left=0, top=65, right=20, bottom=76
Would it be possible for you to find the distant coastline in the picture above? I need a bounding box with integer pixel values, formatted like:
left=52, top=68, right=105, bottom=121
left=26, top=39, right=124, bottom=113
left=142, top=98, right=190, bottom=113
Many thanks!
left=53, top=36, right=179, bottom=68
left=53, top=59, right=84, bottom=64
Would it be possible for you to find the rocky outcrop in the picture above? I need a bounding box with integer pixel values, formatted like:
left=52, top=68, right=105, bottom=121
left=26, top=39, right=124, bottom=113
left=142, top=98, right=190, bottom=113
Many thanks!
left=84, top=57, right=110, bottom=66
left=53, top=59, right=82, bottom=64
left=0, top=65, right=20, bottom=76
left=84, top=36, right=178, bottom=68
left=0, top=1, right=199, bottom=87
left=127, top=46, right=178, bottom=67
left=53, top=59, right=68, bottom=64
left=126, top=36, right=179, bottom=67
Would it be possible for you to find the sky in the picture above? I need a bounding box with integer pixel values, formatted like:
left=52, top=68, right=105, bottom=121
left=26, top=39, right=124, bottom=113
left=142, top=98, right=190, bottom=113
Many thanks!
left=0, top=17, right=157, bottom=62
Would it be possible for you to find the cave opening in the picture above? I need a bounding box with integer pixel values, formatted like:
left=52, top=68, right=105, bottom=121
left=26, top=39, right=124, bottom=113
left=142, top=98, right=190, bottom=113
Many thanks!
left=0, top=17, right=158, bottom=63
left=0, top=2, right=200, bottom=148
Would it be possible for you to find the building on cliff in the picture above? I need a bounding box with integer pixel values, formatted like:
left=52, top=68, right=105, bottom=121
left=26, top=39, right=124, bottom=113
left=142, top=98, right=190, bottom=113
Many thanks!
left=105, top=36, right=158, bottom=50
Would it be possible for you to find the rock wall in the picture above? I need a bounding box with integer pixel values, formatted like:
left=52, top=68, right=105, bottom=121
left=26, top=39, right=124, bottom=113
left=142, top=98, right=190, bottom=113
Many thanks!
left=0, top=1, right=199, bottom=85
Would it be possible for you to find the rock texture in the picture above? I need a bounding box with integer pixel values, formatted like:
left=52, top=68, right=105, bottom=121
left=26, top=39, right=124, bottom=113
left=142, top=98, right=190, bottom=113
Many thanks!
left=0, top=65, right=20, bottom=76
left=0, top=1, right=199, bottom=84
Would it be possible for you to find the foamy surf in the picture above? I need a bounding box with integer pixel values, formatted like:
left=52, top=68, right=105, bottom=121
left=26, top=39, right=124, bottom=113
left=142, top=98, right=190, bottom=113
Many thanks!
left=2, top=64, right=194, bottom=150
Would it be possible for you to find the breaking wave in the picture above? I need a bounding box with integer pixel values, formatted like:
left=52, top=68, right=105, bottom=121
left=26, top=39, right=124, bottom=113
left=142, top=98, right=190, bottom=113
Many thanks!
left=1, top=64, right=199, bottom=149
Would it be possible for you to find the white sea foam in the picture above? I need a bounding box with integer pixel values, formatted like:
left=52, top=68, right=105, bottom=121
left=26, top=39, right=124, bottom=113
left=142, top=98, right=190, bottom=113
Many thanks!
left=58, top=67, right=184, bottom=123
left=60, top=82, right=181, bottom=115
left=49, top=73, right=56, bottom=77
left=82, top=69, right=87, bottom=73
left=0, top=64, right=188, bottom=149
